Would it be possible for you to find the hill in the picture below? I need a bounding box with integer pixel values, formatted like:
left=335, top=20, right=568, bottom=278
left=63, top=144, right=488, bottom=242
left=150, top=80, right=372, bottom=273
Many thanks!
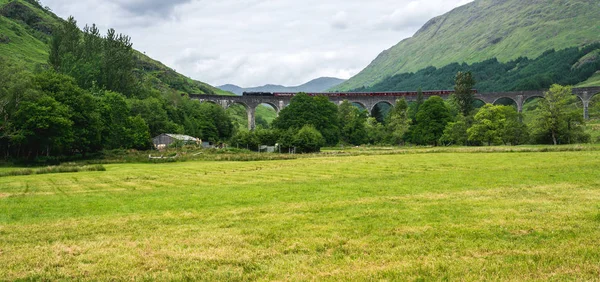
left=0, top=0, right=230, bottom=95
left=219, top=77, right=346, bottom=95
left=356, top=44, right=600, bottom=93
left=335, top=0, right=600, bottom=91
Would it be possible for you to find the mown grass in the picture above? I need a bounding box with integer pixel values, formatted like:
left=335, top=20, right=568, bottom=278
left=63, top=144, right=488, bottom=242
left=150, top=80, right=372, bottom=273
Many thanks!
left=1, top=149, right=600, bottom=280
left=0, top=164, right=105, bottom=177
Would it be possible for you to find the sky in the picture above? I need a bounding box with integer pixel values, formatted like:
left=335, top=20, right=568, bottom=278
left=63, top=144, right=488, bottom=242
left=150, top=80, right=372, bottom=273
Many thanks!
left=41, top=0, right=473, bottom=88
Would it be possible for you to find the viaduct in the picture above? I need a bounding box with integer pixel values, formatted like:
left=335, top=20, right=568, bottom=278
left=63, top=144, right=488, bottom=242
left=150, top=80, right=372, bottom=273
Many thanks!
left=189, top=87, right=600, bottom=130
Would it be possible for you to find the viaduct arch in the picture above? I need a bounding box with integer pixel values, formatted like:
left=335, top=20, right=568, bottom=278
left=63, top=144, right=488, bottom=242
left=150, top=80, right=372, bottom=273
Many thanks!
left=189, top=87, right=600, bottom=130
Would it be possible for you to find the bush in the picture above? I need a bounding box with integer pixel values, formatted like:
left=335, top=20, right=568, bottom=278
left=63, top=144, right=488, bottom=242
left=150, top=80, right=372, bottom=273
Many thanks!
left=230, top=130, right=260, bottom=151
left=293, top=125, right=325, bottom=153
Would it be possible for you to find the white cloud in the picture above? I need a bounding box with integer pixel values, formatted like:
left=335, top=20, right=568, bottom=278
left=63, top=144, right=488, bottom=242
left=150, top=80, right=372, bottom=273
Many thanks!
left=41, top=0, right=473, bottom=87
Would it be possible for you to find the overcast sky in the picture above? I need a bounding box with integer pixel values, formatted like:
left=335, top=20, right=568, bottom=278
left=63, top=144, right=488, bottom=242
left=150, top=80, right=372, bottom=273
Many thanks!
left=41, top=0, right=473, bottom=87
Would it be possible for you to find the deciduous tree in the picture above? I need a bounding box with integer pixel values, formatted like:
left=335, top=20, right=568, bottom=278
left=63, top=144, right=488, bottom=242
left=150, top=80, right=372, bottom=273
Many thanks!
left=530, top=84, right=588, bottom=145
left=410, top=96, right=452, bottom=146
left=272, top=93, right=339, bottom=145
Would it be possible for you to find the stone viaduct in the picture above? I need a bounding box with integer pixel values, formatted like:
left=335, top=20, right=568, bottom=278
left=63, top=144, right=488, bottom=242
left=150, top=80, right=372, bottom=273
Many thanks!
left=188, top=87, right=600, bottom=130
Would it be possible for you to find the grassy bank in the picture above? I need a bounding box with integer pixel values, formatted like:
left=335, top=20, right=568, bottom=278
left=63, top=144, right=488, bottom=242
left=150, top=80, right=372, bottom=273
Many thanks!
left=1, top=149, right=600, bottom=280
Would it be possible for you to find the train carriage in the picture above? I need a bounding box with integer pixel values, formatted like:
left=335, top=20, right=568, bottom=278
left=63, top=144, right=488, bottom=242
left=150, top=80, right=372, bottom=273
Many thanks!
left=242, top=89, right=476, bottom=98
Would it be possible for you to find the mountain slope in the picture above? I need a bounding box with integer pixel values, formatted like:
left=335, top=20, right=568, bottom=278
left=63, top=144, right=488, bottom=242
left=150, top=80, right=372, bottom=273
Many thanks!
left=219, top=77, right=346, bottom=95
left=0, top=0, right=229, bottom=95
left=356, top=45, right=600, bottom=93
left=335, top=0, right=600, bottom=91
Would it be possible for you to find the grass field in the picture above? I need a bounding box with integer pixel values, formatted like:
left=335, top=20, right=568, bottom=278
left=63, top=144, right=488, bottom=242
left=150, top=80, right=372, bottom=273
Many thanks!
left=1, top=148, right=600, bottom=280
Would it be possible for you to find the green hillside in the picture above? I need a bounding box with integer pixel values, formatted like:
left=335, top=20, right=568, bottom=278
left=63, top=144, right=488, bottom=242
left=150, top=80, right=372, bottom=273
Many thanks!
left=578, top=72, right=600, bottom=87
left=0, top=0, right=229, bottom=96
left=335, top=0, right=600, bottom=91
left=356, top=44, right=600, bottom=93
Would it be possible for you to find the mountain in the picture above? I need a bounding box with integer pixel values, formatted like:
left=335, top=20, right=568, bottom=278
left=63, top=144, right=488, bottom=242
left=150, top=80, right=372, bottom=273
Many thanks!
left=334, top=0, right=600, bottom=91
left=0, top=0, right=230, bottom=95
left=219, top=77, right=346, bottom=95
left=357, top=44, right=600, bottom=93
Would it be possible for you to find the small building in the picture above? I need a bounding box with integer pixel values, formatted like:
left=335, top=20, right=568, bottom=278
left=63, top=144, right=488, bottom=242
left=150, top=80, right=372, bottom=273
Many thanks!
left=153, top=134, right=200, bottom=149
left=201, top=141, right=214, bottom=149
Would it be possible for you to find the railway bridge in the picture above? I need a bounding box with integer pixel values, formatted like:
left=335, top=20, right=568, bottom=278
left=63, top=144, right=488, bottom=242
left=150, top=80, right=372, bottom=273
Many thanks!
left=188, top=87, right=600, bottom=130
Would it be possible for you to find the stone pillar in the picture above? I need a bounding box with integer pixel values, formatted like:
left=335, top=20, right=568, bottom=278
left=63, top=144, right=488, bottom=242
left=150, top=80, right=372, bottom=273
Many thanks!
left=247, top=106, right=256, bottom=131
left=516, top=95, right=524, bottom=113
left=584, top=100, right=589, bottom=120
left=221, top=100, right=229, bottom=110
left=279, top=100, right=285, bottom=111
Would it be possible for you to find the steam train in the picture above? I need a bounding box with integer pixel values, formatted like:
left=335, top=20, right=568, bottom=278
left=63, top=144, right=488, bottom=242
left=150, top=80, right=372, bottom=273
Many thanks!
left=242, top=89, right=476, bottom=97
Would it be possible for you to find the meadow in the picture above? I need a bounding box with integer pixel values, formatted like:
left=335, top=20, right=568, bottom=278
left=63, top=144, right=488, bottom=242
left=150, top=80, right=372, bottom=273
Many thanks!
left=1, top=148, right=600, bottom=280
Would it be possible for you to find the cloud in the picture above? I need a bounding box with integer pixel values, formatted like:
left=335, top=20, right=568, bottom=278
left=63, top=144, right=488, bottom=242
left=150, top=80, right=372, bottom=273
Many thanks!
left=331, top=11, right=349, bottom=30
left=108, top=0, right=193, bottom=17
left=376, top=0, right=474, bottom=31
left=41, top=0, right=473, bottom=87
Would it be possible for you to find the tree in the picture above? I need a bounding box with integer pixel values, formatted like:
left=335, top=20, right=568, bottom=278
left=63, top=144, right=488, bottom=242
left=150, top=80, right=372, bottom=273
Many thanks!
left=197, top=103, right=233, bottom=142
left=386, top=98, right=411, bottom=145
left=0, top=62, right=33, bottom=158
left=440, top=114, right=469, bottom=146
left=468, top=104, right=528, bottom=146
left=467, top=104, right=502, bottom=146
left=49, top=16, right=80, bottom=73
left=99, top=91, right=153, bottom=149
left=230, top=130, right=260, bottom=151
left=11, top=93, right=73, bottom=158
left=127, top=115, right=151, bottom=150
left=101, top=28, right=135, bottom=95
left=50, top=18, right=136, bottom=95
left=338, top=100, right=368, bottom=145
left=272, top=93, right=339, bottom=145
left=499, top=106, right=529, bottom=145
left=410, top=96, right=452, bottom=146
left=293, top=125, right=325, bottom=153
left=255, top=128, right=280, bottom=146
left=33, top=71, right=103, bottom=155
left=129, top=98, right=178, bottom=138
left=530, top=84, right=588, bottom=145
left=365, top=117, right=386, bottom=145
left=409, top=87, right=425, bottom=121
left=277, top=128, right=297, bottom=152
left=454, top=71, right=476, bottom=116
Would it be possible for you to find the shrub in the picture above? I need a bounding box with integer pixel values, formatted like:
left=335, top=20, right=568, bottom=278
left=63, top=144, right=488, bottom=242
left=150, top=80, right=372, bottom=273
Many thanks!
left=293, top=125, right=326, bottom=153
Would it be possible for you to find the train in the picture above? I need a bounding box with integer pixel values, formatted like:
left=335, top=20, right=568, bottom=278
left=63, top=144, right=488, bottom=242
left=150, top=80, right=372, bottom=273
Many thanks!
left=242, top=90, right=476, bottom=97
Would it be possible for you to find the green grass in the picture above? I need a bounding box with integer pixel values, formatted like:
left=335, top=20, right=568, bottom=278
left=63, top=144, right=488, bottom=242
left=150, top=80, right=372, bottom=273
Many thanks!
left=2, top=147, right=600, bottom=280
left=577, top=72, right=600, bottom=87
left=256, top=104, right=278, bottom=124
left=0, top=15, right=50, bottom=66
left=228, top=104, right=277, bottom=130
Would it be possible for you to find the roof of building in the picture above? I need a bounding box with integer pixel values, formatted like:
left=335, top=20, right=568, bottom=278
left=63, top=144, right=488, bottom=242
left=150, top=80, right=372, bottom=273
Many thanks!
left=155, top=134, right=199, bottom=141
